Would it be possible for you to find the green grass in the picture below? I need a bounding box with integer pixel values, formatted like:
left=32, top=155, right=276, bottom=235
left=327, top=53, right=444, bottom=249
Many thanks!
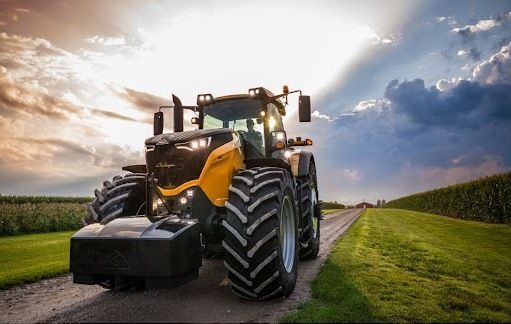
left=283, top=209, right=511, bottom=323
left=0, top=231, right=74, bottom=289
left=323, top=209, right=343, bottom=215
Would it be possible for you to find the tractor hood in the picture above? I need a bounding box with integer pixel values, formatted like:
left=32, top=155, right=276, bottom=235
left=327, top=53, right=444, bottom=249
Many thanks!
left=145, top=129, right=233, bottom=146
left=145, top=128, right=235, bottom=190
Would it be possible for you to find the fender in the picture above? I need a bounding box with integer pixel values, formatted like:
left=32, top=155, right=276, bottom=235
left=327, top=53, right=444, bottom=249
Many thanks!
left=289, top=151, right=314, bottom=177
left=244, top=157, right=291, bottom=173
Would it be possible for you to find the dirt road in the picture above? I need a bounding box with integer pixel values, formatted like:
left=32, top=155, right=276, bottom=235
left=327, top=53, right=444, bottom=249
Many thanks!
left=0, top=209, right=361, bottom=323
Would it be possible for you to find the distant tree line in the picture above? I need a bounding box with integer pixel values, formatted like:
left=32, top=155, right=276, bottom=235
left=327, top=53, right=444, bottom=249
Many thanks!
left=322, top=201, right=345, bottom=209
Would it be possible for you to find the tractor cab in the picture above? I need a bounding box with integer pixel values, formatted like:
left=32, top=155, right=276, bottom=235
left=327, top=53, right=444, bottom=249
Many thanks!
left=198, top=92, right=284, bottom=159
left=153, top=86, right=312, bottom=162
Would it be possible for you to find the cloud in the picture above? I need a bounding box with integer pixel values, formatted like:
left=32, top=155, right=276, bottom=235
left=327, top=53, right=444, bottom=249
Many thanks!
left=434, top=16, right=457, bottom=27
left=0, top=136, right=143, bottom=177
left=473, top=41, right=511, bottom=85
left=89, top=108, right=140, bottom=123
left=0, top=66, right=80, bottom=120
left=0, top=65, right=145, bottom=124
left=85, top=35, right=126, bottom=46
left=457, top=47, right=481, bottom=61
left=14, top=8, right=31, bottom=13
left=0, top=30, right=161, bottom=196
left=353, top=99, right=390, bottom=112
left=311, top=110, right=334, bottom=121
left=358, top=26, right=398, bottom=45
left=452, top=11, right=511, bottom=42
left=384, top=76, right=511, bottom=128
left=0, top=136, right=144, bottom=196
left=342, top=169, right=362, bottom=183
left=116, top=87, right=170, bottom=112
left=453, top=19, right=500, bottom=34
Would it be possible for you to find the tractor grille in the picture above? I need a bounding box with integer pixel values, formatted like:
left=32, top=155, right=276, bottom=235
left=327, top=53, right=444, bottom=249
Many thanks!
left=146, top=132, right=233, bottom=189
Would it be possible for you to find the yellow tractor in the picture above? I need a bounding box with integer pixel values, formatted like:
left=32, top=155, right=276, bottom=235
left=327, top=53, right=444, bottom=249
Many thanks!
left=70, top=86, right=321, bottom=300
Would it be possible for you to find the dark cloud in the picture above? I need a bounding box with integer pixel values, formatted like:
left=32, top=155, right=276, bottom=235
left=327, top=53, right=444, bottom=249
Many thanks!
left=467, top=47, right=481, bottom=61
left=384, top=78, right=511, bottom=127
left=453, top=26, right=476, bottom=43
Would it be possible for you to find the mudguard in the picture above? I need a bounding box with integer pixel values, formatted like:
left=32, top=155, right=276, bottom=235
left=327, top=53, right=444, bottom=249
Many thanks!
left=290, top=151, right=314, bottom=177
left=70, top=216, right=202, bottom=289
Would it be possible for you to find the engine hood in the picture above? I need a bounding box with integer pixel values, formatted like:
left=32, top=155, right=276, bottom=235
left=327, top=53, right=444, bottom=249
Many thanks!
left=145, top=128, right=235, bottom=190
left=145, top=129, right=233, bottom=146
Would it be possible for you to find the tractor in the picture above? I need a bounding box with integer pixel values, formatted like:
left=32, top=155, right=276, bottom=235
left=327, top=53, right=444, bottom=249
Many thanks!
left=70, top=86, right=321, bottom=300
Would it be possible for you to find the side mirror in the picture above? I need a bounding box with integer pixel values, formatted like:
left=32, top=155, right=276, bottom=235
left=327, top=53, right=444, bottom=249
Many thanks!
left=299, top=95, right=311, bottom=122
left=154, top=112, right=164, bottom=135
left=172, top=94, right=184, bottom=132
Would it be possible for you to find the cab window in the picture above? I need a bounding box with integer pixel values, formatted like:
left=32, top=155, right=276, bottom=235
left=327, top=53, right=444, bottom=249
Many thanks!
left=266, top=103, right=283, bottom=132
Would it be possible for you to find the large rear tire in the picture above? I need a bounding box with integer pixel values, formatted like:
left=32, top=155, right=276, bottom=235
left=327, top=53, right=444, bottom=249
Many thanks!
left=223, top=167, right=298, bottom=300
left=299, top=163, right=321, bottom=259
left=83, top=173, right=146, bottom=225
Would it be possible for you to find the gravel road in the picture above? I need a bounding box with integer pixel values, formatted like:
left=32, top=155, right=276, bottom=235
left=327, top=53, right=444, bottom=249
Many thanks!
left=0, top=209, right=361, bottom=323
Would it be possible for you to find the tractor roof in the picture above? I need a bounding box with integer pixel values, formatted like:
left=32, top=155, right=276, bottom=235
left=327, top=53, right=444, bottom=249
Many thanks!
left=212, top=88, right=286, bottom=114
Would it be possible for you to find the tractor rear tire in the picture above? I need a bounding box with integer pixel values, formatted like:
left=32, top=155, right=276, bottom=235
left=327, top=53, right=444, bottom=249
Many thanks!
left=298, top=163, right=321, bottom=259
left=83, top=173, right=146, bottom=225
left=223, top=167, right=298, bottom=300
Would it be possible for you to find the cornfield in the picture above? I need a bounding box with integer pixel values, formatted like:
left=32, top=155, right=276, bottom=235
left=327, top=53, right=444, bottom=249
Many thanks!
left=384, top=172, right=511, bottom=223
left=0, top=195, right=92, bottom=204
left=0, top=201, right=89, bottom=236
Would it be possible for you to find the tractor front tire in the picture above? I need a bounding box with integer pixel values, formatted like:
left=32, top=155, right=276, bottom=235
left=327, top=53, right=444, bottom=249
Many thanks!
left=223, top=167, right=299, bottom=300
left=83, top=173, right=146, bottom=225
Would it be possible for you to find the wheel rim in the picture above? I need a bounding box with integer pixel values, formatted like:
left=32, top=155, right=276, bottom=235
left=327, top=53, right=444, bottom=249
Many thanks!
left=311, top=187, right=318, bottom=239
left=280, top=196, right=296, bottom=273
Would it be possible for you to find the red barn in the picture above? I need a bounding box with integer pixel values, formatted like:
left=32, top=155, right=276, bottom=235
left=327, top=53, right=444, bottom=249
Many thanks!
left=356, top=202, right=374, bottom=209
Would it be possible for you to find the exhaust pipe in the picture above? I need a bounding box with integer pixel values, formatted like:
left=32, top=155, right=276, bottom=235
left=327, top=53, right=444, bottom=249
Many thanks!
left=172, top=94, right=184, bottom=133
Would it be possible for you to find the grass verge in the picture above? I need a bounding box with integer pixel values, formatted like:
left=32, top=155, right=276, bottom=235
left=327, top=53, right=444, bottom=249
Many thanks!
left=283, top=209, right=511, bottom=322
left=0, top=231, right=73, bottom=289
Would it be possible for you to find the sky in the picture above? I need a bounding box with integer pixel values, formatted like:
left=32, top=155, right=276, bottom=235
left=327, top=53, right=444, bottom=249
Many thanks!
left=0, top=0, right=510, bottom=204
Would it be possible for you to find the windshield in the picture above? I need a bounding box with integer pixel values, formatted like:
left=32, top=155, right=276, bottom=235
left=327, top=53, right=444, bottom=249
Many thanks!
left=203, top=98, right=265, bottom=154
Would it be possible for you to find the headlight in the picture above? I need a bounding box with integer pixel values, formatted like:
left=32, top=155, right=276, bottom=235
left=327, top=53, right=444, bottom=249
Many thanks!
left=197, top=94, right=214, bottom=105
left=176, top=137, right=211, bottom=151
